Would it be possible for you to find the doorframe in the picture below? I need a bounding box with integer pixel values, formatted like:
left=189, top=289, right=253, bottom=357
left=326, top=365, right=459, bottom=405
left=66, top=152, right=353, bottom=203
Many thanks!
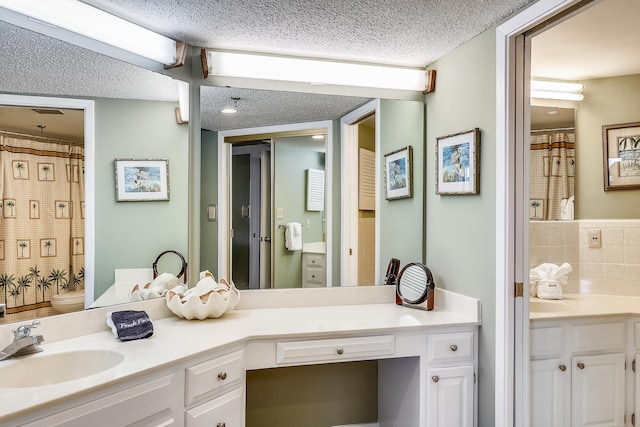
left=0, top=94, right=95, bottom=307
left=340, top=99, right=380, bottom=286
left=217, top=120, right=333, bottom=284
left=495, top=0, right=581, bottom=425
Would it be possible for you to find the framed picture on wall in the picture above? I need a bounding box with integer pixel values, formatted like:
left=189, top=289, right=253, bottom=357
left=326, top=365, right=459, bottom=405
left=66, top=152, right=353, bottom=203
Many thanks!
left=436, top=128, right=481, bottom=195
left=114, top=159, right=170, bottom=201
left=603, top=121, right=640, bottom=190
left=384, top=146, right=413, bottom=200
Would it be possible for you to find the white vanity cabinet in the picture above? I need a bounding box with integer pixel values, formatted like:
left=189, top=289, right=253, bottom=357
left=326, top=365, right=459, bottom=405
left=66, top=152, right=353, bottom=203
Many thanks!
left=301, top=252, right=326, bottom=287
left=184, top=349, right=246, bottom=427
left=530, top=318, right=627, bottom=427
left=425, top=331, right=476, bottom=427
left=20, top=372, right=184, bottom=427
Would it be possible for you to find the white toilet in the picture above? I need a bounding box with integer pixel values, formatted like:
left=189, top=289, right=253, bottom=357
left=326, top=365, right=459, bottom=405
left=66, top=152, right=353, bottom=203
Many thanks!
left=51, top=290, right=85, bottom=314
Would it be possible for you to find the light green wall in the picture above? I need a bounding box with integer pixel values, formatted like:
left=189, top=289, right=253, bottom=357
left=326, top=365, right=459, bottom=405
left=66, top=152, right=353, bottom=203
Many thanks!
left=273, top=137, right=325, bottom=288
left=577, top=74, right=640, bottom=218
left=378, top=100, right=425, bottom=277
left=200, top=130, right=219, bottom=274
left=94, top=98, right=189, bottom=297
left=425, top=28, right=497, bottom=427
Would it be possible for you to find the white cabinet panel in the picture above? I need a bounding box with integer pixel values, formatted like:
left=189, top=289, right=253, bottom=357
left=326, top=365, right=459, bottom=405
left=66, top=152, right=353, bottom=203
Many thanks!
left=530, top=358, right=570, bottom=427
left=426, top=365, right=474, bottom=427
left=185, top=386, right=244, bottom=427
left=571, top=352, right=625, bottom=427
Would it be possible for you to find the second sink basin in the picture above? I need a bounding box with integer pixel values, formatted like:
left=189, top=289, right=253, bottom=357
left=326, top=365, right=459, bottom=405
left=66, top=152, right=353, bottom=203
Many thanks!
left=0, top=349, right=124, bottom=388
left=530, top=300, right=573, bottom=313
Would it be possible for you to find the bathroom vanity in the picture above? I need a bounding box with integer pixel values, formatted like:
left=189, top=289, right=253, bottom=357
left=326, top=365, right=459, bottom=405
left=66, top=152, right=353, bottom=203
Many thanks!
left=0, top=286, right=480, bottom=427
left=529, top=294, right=640, bottom=427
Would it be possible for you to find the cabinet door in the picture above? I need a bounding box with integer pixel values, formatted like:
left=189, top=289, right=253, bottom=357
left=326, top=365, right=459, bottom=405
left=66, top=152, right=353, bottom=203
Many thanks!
left=426, top=365, right=474, bottom=427
left=185, top=386, right=244, bottom=427
left=572, top=353, right=625, bottom=427
left=530, top=358, right=570, bottom=427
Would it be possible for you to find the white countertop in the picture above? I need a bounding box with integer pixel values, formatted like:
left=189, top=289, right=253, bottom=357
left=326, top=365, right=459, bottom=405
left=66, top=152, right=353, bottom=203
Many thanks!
left=0, top=287, right=480, bottom=422
left=530, top=293, right=640, bottom=320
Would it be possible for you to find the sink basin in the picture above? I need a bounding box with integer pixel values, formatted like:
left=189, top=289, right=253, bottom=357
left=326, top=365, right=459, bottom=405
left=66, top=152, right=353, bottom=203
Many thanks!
left=530, top=300, right=573, bottom=313
left=0, top=349, right=124, bottom=388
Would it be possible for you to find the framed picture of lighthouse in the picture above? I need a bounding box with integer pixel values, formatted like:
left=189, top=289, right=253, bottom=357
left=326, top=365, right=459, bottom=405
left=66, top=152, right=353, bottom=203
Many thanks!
left=115, top=159, right=169, bottom=202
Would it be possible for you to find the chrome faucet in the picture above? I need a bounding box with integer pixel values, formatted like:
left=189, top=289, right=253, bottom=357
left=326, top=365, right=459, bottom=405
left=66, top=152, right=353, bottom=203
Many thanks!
left=0, top=320, right=45, bottom=361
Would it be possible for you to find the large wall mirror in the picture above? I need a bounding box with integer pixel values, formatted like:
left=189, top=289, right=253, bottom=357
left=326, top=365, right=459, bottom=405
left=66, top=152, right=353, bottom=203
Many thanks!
left=0, top=17, right=426, bottom=324
left=0, top=21, right=189, bottom=324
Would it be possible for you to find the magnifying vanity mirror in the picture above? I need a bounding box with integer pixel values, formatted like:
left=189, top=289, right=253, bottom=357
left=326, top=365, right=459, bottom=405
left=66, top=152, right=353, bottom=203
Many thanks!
left=395, top=262, right=435, bottom=311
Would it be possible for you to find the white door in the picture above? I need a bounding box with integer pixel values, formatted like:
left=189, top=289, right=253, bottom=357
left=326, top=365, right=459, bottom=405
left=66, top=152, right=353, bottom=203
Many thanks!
left=530, top=358, right=570, bottom=427
left=571, top=353, right=625, bottom=427
left=426, top=365, right=474, bottom=427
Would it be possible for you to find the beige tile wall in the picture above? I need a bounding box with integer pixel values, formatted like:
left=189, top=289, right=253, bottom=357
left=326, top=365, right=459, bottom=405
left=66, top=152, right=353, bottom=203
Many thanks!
left=530, top=220, right=640, bottom=292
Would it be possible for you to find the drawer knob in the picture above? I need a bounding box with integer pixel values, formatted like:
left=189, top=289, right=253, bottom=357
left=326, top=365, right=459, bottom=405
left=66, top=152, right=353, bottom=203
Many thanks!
left=312, top=260, right=316, bottom=263
left=432, top=375, right=440, bottom=383
left=559, top=364, right=567, bottom=372
left=577, top=362, right=585, bottom=370
left=450, top=344, right=458, bottom=352
left=217, top=423, right=226, bottom=427
left=336, top=347, right=344, bottom=355
left=218, top=372, right=228, bottom=380
left=312, top=275, right=316, bottom=278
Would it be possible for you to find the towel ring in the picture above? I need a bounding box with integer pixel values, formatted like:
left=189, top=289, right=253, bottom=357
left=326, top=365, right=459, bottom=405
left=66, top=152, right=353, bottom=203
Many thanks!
left=153, top=250, right=187, bottom=284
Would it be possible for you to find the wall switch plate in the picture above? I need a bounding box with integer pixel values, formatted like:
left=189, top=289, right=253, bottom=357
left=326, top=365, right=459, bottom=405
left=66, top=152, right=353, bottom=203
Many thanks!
left=588, top=229, right=602, bottom=248
left=207, top=205, right=216, bottom=221
left=306, top=219, right=311, bottom=229
left=276, top=208, right=284, bottom=219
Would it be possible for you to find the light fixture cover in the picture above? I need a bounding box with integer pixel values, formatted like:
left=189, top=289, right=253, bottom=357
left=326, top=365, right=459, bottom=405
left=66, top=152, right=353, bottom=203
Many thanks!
left=0, top=0, right=176, bottom=64
left=207, top=51, right=427, bottom=92
left=530, top=80, right=584, bottom=101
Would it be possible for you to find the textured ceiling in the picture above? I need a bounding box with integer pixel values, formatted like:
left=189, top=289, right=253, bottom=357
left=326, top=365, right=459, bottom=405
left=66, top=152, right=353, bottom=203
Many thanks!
left=201, top=87, right=370, bottom=131
left=81, top=0, right=533, bottom=68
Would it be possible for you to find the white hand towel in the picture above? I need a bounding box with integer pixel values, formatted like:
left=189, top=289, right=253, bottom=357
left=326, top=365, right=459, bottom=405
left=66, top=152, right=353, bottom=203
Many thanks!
left=560, top=196, right=575, bottom=220
left=529, top=262, right=572, bottom=299
left=285, top=222, right=303, bottom=251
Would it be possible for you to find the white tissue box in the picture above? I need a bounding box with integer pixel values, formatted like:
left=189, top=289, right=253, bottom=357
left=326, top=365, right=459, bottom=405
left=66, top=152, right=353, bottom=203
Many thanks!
left=536, top=279, right=563, bottom=299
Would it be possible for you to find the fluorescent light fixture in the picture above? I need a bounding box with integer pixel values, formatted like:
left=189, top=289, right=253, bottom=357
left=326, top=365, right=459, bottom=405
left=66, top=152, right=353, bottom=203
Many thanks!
left=207, top=51, right=427, bottom=92
left=176, top=80, right=189, bottom=123
left=531, top=80, right=584, bottom=101
left=0, top=0, right=176, bottom=64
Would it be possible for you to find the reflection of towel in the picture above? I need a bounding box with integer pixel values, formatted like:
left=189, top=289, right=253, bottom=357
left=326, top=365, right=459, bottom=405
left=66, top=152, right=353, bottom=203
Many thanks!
left=529, top=263, right=572, bottom=299
left=560, top=196, right=574, bottom=220
left=285, top=222, right=303, bottom=251
left=106, top=310, right=154, bottom=341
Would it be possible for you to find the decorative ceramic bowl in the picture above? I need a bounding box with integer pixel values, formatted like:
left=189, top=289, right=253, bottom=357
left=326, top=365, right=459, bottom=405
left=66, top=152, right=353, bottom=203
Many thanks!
left=165, top=277, right=240, bottom=320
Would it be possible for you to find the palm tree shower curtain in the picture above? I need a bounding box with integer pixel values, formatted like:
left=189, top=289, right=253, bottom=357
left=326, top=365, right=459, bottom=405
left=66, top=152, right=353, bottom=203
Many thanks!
left=0, top=132, right=84, bottom=316
left=529, top=130, right=575, bottom=220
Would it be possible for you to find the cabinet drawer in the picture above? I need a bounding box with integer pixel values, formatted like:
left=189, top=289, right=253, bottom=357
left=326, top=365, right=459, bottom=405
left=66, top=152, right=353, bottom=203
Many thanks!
left=427, top=332, right=474, bottom=364
left=185, top=350, right=244, bottom=406
left=304, top=253, right=325, bottom=267
left=303, top=265, right=325, bottom=287
left=530, top=326, right=565, bottom=358
left=185, top=386, right=243, bottom=427
left=276, top=335, right=395, bottom=366
left=572, top=322, right=625, bottom=353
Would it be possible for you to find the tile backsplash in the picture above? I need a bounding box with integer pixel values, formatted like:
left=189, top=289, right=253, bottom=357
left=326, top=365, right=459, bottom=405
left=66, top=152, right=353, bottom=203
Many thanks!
left=530, top=220, right=640, bottom=294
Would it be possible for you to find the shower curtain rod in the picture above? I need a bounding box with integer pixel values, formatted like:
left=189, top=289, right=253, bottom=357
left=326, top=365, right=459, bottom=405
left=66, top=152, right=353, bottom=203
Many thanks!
left=530, top=126, right=575, bottom=133
left=0, top=129, right=83, bottom=146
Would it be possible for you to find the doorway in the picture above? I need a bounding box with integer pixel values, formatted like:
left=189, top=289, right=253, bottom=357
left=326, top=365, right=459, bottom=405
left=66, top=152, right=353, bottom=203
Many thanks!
left=218, top=121, right=333, bottom=288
